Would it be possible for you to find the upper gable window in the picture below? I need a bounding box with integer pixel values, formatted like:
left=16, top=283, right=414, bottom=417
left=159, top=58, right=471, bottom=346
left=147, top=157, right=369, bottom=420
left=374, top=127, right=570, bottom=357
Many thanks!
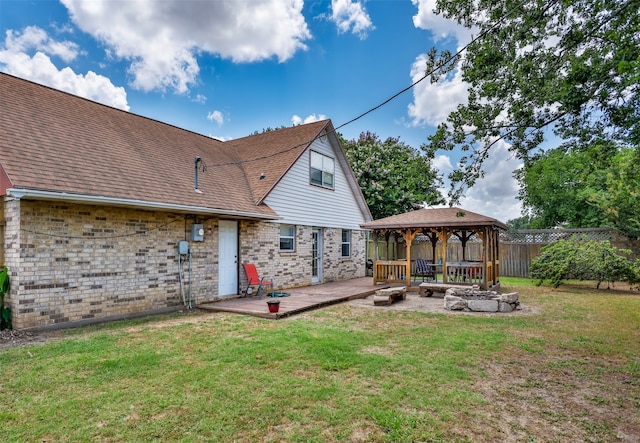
left=310, top=151, right=335, bottom=189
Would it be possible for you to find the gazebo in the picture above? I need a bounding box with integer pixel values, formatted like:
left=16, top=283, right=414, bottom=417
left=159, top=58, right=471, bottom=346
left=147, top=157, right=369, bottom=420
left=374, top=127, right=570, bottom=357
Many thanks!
left=360, top=207, right=508, bottom=290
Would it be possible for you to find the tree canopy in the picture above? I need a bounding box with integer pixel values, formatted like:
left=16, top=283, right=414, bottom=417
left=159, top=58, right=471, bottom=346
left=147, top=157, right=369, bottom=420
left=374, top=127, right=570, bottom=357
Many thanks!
left=516, top=143, right=640, bottom=238
left=342, top=132, right=444, bottom=220
left=424, top=0, right=639, bottom=201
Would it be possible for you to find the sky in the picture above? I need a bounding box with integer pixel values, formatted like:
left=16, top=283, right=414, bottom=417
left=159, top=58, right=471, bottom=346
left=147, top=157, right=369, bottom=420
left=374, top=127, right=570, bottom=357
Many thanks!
left=0, top=0, right=523, bottom=223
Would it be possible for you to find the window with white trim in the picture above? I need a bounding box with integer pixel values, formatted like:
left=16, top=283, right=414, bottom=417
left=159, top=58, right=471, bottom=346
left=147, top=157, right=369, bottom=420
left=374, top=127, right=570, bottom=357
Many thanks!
left=310, top=151, right=335, bottom=188
left=341, top=229, right=351, bottom=257
left=280, top=225, right=296, bottom=251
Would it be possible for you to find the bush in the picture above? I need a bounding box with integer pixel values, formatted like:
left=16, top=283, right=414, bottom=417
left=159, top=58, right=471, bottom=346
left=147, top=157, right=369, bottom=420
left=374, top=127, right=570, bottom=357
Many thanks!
left=530, top=239, right=640, bottom=289
left=0, top=266, right=11, bottom=330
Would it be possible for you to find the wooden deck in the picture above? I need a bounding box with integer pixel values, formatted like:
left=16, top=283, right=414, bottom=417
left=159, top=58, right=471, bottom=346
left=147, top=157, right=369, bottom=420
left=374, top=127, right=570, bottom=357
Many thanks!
left=198, top=277, right=388, bottom=319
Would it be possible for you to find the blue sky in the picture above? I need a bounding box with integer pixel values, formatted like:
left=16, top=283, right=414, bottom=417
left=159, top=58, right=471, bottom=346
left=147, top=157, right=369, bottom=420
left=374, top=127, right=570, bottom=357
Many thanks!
left=0, top=0, right=523, bottom=223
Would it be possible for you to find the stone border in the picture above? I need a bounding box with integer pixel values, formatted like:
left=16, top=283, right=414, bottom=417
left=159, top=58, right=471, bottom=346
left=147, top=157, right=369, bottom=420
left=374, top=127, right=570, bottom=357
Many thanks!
left=444, top=288, right=520, bottom=313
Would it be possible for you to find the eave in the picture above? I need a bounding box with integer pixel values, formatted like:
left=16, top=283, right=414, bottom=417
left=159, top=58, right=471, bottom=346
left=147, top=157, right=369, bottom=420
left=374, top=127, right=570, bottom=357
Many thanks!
left=5, top=188, right=281, bottom=221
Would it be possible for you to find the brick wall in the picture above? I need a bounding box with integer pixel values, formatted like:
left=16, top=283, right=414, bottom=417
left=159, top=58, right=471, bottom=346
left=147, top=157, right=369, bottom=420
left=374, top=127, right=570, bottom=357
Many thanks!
left=4, top=200, right=367, bottom=329
left=239, top=222, right=367, bottom=292
left=6, top=201, right=221, bottom=329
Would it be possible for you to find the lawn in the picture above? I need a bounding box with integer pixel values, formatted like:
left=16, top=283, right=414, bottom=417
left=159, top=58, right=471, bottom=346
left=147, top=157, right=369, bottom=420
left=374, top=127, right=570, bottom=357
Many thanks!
left=1, top=277, right=639, bottom=442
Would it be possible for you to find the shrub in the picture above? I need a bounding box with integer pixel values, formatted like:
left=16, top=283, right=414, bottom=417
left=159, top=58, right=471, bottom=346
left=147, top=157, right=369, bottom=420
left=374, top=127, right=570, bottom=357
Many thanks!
left=0, top=266, right=11, bottom=330
left=530, top=239, right=640, bottom=289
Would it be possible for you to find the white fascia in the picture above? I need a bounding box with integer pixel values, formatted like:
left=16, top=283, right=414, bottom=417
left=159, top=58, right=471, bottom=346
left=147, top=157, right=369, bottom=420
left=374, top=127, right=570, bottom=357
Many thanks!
left=5, top=188, right=281, bottom=221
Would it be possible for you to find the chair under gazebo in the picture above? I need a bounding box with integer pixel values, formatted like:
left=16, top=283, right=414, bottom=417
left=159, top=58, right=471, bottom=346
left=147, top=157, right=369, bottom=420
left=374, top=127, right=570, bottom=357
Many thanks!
left=360, top=207, right=507, bottom=291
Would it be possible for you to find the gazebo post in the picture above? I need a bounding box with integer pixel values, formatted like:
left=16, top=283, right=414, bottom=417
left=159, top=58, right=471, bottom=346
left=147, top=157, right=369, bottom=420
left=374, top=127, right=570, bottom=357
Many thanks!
left=494, top=227, right=500, bottom=286
left=429, top=231, right=438, bottom=263
left=480, top=228, right=488, bottom=289
left=384, top=231, right=390, bottom=260
left=437, top=228, right=452, bottom=284
left=401, top=229, right=417, bottom=286
left=460, top=230, right=467, bottom=261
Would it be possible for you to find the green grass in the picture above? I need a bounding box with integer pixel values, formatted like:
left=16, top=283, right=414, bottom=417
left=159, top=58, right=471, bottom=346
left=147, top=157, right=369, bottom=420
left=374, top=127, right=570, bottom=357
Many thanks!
left=1, top=277, right=639, bottom=442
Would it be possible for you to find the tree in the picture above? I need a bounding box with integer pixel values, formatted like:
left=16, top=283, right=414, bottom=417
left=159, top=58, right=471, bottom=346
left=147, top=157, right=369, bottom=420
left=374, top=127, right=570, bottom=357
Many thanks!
left=505, top=215, right=534, bottom=230
left=424, top=0, right=639, bottom=201
left=342, top=132, right=444, bottom=220
left=516, top=142, right=614, bottom=229
left=516, top=143, right=640, bottom=238
left=590, top=146, right=640, bottom=239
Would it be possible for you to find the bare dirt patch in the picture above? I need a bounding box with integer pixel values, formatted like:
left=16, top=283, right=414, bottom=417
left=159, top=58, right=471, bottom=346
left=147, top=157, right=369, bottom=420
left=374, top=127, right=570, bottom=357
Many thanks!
left=346, top=292, right=540, bottom=316
left=0, top=328, right=63, bottom=349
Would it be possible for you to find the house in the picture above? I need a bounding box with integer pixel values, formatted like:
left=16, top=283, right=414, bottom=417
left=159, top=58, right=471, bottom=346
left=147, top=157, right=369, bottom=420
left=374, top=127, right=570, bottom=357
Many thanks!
left=0, top=73, right=372, bottom=329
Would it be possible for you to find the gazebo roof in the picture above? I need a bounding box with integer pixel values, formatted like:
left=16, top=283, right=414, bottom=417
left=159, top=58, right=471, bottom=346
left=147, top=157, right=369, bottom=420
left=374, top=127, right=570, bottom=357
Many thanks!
left=360, top=207, right=508, bottom=231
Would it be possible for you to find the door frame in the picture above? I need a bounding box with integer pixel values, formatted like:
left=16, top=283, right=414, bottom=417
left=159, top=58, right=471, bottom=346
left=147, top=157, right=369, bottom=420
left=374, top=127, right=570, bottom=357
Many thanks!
left=218, top=219, right=238, bottom=296
left=312, top=228, right=323, bottom=284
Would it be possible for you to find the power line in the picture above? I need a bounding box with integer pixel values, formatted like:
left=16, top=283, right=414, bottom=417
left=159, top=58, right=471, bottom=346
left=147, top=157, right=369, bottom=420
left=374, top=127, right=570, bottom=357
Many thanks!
left=204, top=0, right=534, bottom=169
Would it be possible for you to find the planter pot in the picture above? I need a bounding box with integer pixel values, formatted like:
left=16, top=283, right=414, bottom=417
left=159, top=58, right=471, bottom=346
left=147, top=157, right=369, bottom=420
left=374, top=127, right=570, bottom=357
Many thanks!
left=267, top=300, right=280, bottom=313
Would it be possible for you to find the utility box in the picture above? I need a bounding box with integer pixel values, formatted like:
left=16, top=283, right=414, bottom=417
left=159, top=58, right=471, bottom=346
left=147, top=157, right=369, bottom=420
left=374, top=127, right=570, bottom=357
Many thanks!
left=191, top=224, right=204, bottom=241
left=178, top=240, right=189, bottom=255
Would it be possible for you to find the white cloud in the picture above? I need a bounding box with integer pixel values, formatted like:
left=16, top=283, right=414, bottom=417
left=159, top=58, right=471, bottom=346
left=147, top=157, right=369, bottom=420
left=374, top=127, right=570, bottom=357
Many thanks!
left=456, top=142, right=522, bottom=223
left=0, top=27, right=129, bottom=110
left=2, top=26, right=80, bottom=62
left=291, top=113, right=328, bottom=125
left=411, top=0, right=474, bottom=43
left=429, top=142, right=523, bottom=223
left=207, top=110, right=224, bottom=125
left=407, top=52, right=469, bottom=126
left=432, top=154, right=452, bottom=171
left=193, top=94, right=207, bottom=104
left=408, top=0, right=478, bottom=128
left=330, top=0, right=375, bottom=39
left=61, top=0, right=312, bottom=93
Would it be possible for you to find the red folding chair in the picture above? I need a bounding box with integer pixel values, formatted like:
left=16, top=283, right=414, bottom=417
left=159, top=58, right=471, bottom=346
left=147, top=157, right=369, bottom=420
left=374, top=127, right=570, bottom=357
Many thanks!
left=243, top=264, right=274, bottom=298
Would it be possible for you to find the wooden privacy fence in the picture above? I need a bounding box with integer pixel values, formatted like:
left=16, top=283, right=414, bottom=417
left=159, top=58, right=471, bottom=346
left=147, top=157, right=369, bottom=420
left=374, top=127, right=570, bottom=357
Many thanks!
left=367, top=228, right=639, bottom=278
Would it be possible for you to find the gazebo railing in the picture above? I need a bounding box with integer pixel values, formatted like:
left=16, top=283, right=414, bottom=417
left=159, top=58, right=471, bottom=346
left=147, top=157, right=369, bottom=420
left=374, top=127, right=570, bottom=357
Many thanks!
left=373, top=260, right=408, bottom=285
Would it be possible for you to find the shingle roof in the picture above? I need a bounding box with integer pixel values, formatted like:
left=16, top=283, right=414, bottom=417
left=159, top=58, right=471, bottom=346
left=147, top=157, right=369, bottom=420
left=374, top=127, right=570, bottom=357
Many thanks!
left=0, top=73, right=334, bottom=219
left=360, top=207, right=508, bottom=230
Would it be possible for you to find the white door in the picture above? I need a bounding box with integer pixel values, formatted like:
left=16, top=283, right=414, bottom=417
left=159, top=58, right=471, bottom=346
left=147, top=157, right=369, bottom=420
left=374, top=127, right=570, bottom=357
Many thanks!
left=218, top=220, right=238, bottom=296
left=312, top=228, right=323, bottom=283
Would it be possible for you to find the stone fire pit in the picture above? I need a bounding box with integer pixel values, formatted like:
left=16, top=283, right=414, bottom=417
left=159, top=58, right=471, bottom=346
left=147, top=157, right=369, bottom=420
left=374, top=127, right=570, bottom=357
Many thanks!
left=444, top=287, right=520, bottom=313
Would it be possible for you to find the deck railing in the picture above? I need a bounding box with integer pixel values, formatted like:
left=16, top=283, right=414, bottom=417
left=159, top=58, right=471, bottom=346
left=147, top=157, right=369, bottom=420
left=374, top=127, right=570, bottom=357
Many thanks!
left=373, top=260, right=408, bottom=285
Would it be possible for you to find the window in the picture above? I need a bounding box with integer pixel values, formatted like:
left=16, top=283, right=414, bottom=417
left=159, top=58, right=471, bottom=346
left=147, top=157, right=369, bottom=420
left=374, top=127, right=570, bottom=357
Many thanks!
left=341, top=229, right=351, bottom=257
left=310, top=151, right=335, bottom=188
left=280, top=225, right=296, bottom=251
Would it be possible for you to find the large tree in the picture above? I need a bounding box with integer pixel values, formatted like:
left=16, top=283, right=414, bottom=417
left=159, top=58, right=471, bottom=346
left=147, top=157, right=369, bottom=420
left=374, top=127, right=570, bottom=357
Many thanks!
left=342, top=132, right=444, bottom=220
left=589, top=146, right=640, bottom=238
left=424, top=0, right=639, bottom=201
left=516, top=142, right=615, bottom=229
left=515, top=143, right=639, bottom=238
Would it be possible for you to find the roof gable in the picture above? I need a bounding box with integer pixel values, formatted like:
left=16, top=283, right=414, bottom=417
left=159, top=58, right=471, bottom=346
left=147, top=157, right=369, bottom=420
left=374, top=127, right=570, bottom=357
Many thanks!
left=226, top=120, right=329, bottom=204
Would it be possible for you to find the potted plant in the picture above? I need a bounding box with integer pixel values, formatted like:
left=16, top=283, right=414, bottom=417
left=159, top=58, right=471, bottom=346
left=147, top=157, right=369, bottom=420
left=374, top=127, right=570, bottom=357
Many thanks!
left=0, top=266, right=11, bottom=330
left=266, top=299, right=280, bottom=313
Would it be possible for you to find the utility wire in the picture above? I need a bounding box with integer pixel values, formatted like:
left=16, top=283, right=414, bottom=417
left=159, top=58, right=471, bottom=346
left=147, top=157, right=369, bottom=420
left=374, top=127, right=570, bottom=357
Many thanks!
left=204, top=0, right=534, bottom=169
